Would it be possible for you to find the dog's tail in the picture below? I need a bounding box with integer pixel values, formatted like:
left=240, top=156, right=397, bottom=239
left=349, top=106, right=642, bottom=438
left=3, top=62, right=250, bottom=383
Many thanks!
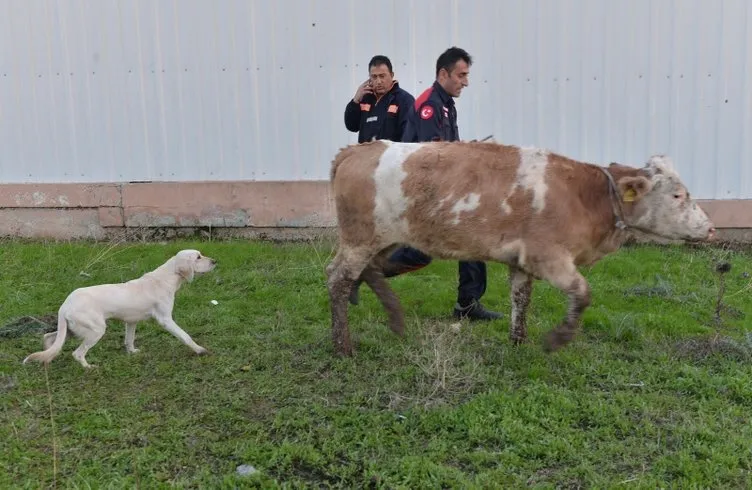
left=23, top=312, right=68, bottom=365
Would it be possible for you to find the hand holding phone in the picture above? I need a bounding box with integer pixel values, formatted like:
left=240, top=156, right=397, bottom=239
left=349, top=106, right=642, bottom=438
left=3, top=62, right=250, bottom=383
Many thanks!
left=353, top=78, right=374, bottom=103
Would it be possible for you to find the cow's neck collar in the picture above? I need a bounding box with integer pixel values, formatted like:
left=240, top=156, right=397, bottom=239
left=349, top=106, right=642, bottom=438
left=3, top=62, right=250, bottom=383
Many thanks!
left=599, top=167, right=668, bottom=241
left=598, top=167, right=629, bottom=231
left=600, top=165, right=688, bottom=244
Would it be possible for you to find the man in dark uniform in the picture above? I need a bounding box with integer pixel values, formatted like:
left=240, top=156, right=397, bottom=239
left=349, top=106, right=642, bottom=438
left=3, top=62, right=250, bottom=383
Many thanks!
left=344, top=55, right=415, bottom=143
left=348, top=47, right=502, bottom=322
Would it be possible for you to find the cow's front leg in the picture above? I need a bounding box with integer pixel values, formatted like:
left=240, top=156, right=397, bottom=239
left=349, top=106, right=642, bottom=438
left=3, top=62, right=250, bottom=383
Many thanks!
left=543, top=275, right=591, bottom=352
left=508, top=266, right=534, bottom=345
left=533, top=256, right=591, bottom=352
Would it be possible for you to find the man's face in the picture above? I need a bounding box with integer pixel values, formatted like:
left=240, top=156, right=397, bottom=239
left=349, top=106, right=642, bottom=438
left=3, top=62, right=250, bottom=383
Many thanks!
left=439, top=60, right=470, bottom=97
left=368, top=64, right=394, bottom=97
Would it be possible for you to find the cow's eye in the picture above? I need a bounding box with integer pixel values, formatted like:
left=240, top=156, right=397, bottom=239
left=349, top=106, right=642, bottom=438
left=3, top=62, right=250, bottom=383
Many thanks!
left=673, top=194, right=682, bottom=199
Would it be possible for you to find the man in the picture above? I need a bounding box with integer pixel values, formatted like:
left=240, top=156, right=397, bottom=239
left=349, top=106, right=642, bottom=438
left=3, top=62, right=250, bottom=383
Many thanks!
left=344, top=55, right=415, bottom=143
left=349, top=47, right=502, bottom=322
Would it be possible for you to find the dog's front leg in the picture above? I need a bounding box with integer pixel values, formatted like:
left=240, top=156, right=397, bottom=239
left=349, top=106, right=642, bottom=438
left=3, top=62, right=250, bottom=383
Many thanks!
left=155, top=313, right=208, bottom=355
left=125, top=323, right=140, bottom=353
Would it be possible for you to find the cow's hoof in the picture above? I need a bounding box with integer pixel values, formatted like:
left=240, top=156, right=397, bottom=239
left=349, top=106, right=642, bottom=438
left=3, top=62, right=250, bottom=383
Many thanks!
left=543, top=327, right=573, bottom=353
left=510, top=335, right=527, bottom=346
left=542, top=338, right=559, bottom=353
left=388, top=321, right=405, bottom=336
left=335, top=342, right=354, bottom=357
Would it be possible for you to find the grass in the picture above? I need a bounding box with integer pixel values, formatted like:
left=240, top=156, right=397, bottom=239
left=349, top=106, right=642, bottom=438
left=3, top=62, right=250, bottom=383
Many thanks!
left=1, top=238, right=751, bottom=488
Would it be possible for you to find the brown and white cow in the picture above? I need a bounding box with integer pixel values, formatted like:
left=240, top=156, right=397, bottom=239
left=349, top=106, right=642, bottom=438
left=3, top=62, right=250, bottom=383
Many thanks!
left=325, top=140, right=715, bottom=356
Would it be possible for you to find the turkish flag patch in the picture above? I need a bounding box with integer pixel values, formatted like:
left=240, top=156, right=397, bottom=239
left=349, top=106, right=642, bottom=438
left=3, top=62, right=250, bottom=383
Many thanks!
left=420, top=105, right=434, bottom=120
left=387, top=104, right=398, bottom=114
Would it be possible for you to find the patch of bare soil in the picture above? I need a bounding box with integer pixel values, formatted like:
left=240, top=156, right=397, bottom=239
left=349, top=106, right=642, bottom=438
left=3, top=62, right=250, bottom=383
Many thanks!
left=0, top=314, right=57, bottom=339
left=673, top=335, right=752, bottom=363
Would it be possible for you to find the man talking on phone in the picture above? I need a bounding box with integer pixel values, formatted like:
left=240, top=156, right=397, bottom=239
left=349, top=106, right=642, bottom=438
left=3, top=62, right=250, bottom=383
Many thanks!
left=344, top=55, right=415, bottom=143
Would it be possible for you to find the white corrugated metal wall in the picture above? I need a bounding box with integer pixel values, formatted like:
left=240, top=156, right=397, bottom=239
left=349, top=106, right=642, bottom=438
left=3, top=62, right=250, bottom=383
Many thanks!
left=0, top=0, right=750, bottom=200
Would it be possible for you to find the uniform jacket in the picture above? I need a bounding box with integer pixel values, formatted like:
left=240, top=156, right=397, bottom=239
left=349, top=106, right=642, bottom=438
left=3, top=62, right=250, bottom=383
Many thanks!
left=402, top=81, right=459, bottom=142
left=344, top=81, right=415, bottom=143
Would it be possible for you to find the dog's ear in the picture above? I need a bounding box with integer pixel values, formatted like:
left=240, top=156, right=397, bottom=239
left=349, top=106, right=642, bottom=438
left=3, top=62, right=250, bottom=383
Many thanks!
left=174, top=255, right=195, bottom=282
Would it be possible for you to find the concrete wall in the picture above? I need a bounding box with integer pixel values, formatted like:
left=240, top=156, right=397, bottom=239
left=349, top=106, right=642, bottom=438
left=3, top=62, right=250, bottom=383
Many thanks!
left=1, top=181, right=750, bottom=243
left=0, top=181, right=335, bottom=240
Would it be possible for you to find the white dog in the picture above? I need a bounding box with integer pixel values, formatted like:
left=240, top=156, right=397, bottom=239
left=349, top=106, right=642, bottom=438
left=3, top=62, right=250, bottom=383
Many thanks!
left=23, top=249, right=217, bottom=369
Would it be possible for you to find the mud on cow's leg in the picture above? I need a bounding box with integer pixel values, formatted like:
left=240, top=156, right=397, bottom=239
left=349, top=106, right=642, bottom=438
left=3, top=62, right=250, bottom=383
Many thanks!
left=530, top=254, right=592, bottom=353
left=544, top=274, right=591, bottom=352
left=326, top=251, right=354, bottom=356
left=508, top=266, right=534, bottom=345
left=325, top=248, right=372, bottom=356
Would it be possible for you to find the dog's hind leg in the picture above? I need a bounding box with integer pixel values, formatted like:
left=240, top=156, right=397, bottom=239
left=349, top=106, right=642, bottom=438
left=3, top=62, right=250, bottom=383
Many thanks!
left=124, top=323, right=140, bottom=353
left=154, top=311, right=208, bottom=355
left=70, top=319, right=106, bottom=369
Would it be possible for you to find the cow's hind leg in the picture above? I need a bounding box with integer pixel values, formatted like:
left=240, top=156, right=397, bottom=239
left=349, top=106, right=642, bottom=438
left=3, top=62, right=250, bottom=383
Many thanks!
left=508, top=265, right=534, bottom=345
left=325, top=246, right=374, bottom=356
left=360, top=246, right=406, bottom=336
left=532, top=255, right=591, bottom=352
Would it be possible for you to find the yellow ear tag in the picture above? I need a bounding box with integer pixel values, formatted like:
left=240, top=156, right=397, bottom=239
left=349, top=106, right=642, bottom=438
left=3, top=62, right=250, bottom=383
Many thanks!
left=623, top=189, right=636, bottom=202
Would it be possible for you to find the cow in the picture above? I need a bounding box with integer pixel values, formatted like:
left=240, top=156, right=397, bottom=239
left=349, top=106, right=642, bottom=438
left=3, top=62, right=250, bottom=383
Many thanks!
left=325, top=139, right=716, bottom=357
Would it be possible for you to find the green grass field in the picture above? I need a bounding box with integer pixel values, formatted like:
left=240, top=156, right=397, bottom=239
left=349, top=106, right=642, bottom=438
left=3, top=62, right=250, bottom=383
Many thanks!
left=1, top=238, right=751, bottom=488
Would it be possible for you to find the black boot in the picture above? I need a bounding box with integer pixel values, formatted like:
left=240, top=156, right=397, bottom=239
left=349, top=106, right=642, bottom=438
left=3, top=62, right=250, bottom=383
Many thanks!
left=348, top=279, right=363, bottom=305
left=453, top=299, right=503, bottom=321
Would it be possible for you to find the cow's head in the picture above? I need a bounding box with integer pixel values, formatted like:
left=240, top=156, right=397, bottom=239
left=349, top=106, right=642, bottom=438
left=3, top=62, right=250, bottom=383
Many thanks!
left=616, top=155, right=715, bottom=241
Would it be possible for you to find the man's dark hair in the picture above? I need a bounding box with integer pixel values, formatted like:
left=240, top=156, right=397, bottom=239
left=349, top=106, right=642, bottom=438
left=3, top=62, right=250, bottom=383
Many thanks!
left=369, top=55, right=393, bottom=73
left=435, top=46, right=472, bottom=78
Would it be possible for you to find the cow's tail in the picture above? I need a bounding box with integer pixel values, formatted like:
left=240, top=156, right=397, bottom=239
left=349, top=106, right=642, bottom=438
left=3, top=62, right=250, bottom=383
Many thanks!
left=23, top=311, right=68, bottom=365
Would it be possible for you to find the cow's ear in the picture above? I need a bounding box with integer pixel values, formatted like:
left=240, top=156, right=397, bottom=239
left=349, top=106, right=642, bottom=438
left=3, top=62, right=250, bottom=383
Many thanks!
left=617, top=176, right=653, bottom=203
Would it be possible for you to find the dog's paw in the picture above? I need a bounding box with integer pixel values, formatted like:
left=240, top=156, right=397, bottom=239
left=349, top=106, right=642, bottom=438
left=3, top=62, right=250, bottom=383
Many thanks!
left=127, top=348, right=141, bottom=354
left=195, top=347, right=210, bottom=356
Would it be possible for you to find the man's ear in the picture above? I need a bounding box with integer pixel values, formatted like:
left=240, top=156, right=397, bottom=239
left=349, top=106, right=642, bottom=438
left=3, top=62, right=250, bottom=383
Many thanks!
left=174, top=256, right=195, bottom=282
left=617, top=176, right=653, bottom=203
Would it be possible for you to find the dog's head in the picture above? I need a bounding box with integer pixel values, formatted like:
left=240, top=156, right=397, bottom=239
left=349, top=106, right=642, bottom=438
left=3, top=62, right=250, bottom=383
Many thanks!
left=173, top=249, right=216, bottom=282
